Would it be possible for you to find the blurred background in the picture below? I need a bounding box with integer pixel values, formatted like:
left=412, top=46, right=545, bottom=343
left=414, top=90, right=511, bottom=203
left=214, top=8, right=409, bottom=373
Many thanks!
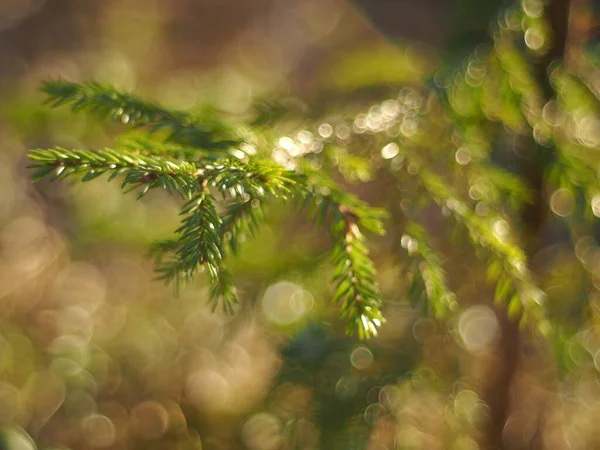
left=0, top=1, right=599, bottom=450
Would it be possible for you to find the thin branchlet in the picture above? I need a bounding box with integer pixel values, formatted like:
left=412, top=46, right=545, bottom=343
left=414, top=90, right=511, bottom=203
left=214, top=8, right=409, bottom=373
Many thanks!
left=401, top=222, right=457, bottom=318
left=42, top=80, right=240, bottom=151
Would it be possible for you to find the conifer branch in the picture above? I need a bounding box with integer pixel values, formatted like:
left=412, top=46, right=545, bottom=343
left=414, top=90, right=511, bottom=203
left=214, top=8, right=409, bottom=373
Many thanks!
left=28, top=147, right=199, bottom=199
left=28, top=139, right=388, bottom=334
left=201, top=159, right=298, bottom=199
left=206, top=161, right=388, bottom=335
left=413, top=164, right=548, bottom=330
left=329, top=208, right=385, bottom=339
left=209, top=265, right=238, bottom=314
left=172, top=187, right=223, bottom=279
left=298, top=177, right=388, bottom=338
left=42, top=80, right=239, bottom=151
left=151, top=187, right=239, bottom=312
left=401, top=223, right=457, bottom=317
left=116, top=134, right=216, bottom=161
left=220, top=198, right=263, bottom=256
left=25, top=0, right=594, bottom=342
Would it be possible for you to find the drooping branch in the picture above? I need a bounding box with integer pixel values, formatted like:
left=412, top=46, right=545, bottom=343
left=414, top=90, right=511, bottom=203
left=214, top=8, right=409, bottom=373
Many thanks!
left=29, top=142, right=388, bottom=336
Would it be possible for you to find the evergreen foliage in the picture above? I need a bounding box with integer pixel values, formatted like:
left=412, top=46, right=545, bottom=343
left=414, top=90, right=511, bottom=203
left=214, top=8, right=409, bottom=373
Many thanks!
left=30, top=82, right=389, bottom=337
left=27, top=0, right=600, bottom=351
left=11, top=0, right=600, bottom=448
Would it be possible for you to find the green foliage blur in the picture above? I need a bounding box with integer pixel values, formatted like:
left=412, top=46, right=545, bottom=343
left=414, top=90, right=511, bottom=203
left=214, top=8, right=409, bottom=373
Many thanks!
left=0, top=1, right=600, bottom=450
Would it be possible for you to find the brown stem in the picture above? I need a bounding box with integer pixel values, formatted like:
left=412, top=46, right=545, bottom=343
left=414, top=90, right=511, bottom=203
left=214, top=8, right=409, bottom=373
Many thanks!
left=538, top=0, right=573, bottom=97
left=481, top=309, right=521, bottom=450
left=481, top=2, right=572, bottom=450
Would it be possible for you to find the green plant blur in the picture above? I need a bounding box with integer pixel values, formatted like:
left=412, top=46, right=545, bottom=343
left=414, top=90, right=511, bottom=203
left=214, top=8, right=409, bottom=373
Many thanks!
left=0, top=0, right=599, bottom=449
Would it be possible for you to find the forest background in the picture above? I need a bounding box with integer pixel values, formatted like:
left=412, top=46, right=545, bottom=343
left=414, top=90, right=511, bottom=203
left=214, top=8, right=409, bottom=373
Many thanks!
left=0, top=1, right=599, bottom=450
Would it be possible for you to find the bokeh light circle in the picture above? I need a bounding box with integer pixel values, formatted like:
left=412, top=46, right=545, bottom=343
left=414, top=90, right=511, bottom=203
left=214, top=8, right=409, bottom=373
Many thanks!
left=261, top=281, right=313, bottom=326
left=458, top=305, right=499, bottom=353
left=350, top=346, right=374, bottom=370
left=550, top=188, right=576, bottom=217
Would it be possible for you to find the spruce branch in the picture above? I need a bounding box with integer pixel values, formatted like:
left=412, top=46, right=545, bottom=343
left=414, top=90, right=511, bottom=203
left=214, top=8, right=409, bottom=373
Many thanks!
left=28, top=147, right=199, bottom=199
left=29, top=81, right=394, bottom=338
left=209, top=264, right=238, bottom=314
left=220, top=198, right=263, bottom=256
left=152, top=187, right=239, bottom=312
left=298, top=175, right=388, bottom=338
left=329, top=207, right=385, bottom=339
left=28, top=146, right=240, bottom=312
left=413, top=164, right=548, bottom=330
left=401, top=222, right=457, bottom=317
left=42, top=80, right=239, bottom=151
left=173, top=188, right=222, bottom=279
left=208, top=162, right=388, bottom=336
left=287, top=79, right=546, bottom=328
left=201, top=158, right=299, bottom=199
left=115, top=133, right=218, bottom=162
